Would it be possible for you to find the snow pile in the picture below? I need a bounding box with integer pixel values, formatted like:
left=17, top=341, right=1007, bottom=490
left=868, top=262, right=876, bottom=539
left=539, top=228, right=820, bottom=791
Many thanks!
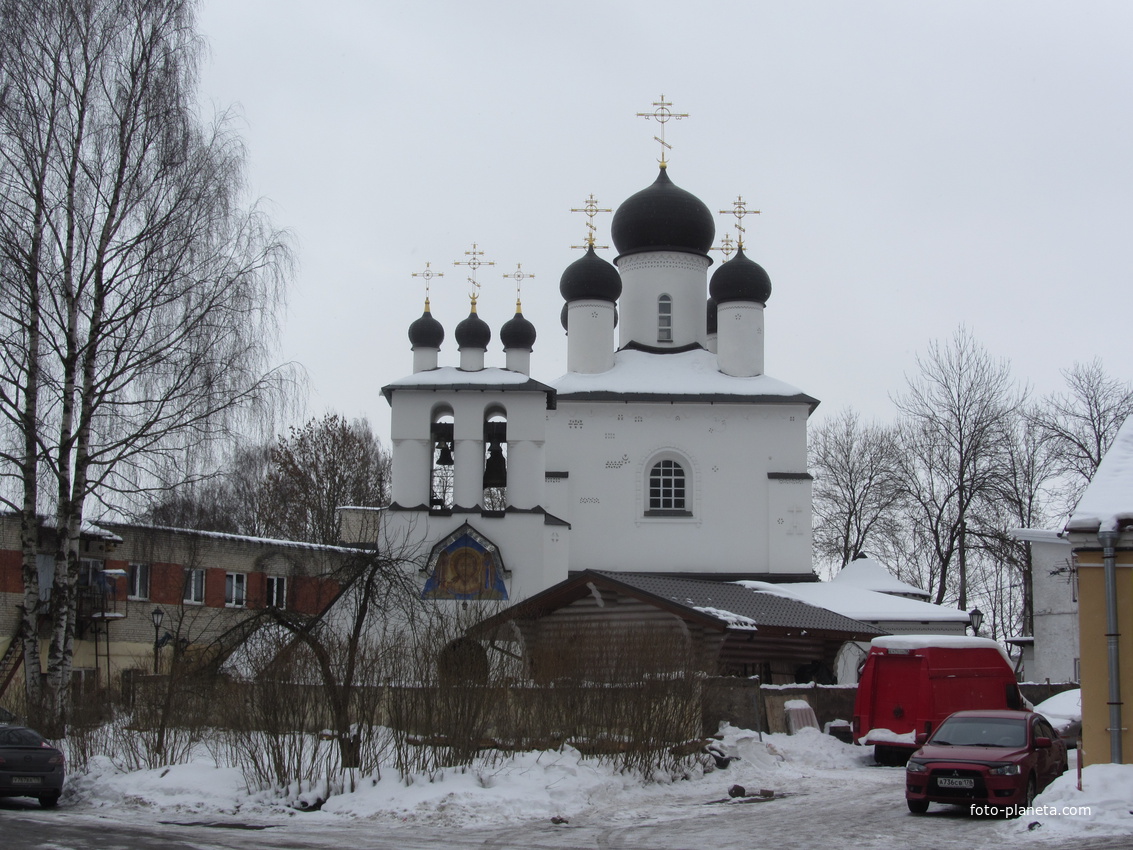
left=1019, top=763, right=1133, bottom=837
left=68, top=756, right=250, bottom=816
left=759, top=727, right=872, bottom=771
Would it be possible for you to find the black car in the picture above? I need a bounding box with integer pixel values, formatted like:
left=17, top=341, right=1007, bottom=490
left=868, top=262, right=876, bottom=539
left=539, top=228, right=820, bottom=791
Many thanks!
left=0, top=726, right=65, bottom=807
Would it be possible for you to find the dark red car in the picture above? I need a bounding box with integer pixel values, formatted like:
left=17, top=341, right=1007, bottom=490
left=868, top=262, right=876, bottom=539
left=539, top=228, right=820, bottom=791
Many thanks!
left=0, top=726, right=65, bottom=808
left=905, top=709, right=1067, bottom=815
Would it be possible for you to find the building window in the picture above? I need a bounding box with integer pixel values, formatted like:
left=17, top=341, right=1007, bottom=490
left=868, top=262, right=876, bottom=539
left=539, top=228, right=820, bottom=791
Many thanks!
left=128, top=563, right=150, bottom=600
left=183, top=568, right=205, bottom=604
left=657, top=294, right=673, bottom=342
left=649, top=459, right=686, bottom=511
left=265, top=575, right=286, bottom=609
left=78, top=558, right=103, bottom=587
left=225, top=572, right=246, bottom=608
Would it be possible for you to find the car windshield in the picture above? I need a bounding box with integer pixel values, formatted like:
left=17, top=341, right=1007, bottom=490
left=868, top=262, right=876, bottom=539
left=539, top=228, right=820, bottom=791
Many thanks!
left=930, top=716, right=1027, bottom=748
left=0, top=727, right=47, bottom=747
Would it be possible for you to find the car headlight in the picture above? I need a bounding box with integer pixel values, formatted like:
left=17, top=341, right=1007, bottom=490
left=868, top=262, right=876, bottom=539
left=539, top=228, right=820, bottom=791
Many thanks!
left=906, top=761, right=928, bottom=774
left=989, top=763, right=1021, bottom=776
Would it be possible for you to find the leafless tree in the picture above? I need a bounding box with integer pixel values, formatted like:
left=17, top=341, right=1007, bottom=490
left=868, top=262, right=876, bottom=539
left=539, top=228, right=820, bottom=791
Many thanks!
left=891, top=328, right=1022, bottom=609
left=265, top=414, right=390, bottom=545
left=143, top=414, right=390, bottom=545
left=0, top=0, right=291, bottom=729
left=1030, top=358, right=1133, bottom=512
left=142, top=441, right=274, bottom=535
left=809, top=408, right=903, bottom=576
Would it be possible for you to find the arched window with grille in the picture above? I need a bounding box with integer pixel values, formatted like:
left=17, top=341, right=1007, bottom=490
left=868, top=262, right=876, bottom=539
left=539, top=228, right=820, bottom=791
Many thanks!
left=648, top=458, right=687, bottom=514
left=657, top=294, right=673, bottom=343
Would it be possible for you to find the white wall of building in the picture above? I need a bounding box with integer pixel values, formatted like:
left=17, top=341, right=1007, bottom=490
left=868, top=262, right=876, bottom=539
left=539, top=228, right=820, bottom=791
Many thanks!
left=544, top=399, right=813, bottom=576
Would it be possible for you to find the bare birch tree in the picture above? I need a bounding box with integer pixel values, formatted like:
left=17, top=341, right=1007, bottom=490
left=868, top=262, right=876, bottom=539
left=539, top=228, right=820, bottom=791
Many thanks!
left=0, top=0, right=291, bottom=729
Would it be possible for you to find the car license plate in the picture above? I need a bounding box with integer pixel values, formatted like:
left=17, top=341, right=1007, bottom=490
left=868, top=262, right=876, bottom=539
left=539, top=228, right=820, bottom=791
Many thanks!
left=11, top=776, right=43, bottom=785
left=936, top=777, right=973, bottom=789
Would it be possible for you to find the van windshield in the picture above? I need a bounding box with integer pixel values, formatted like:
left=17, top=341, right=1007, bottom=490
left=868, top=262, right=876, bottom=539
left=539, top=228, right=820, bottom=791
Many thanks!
left=930, top=716, right=1027, bottom=748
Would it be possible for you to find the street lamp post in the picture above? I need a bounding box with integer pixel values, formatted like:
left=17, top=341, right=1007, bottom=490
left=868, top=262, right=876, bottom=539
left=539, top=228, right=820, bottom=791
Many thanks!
left=151, top=607, right=164, bottom=674
left=968, top=607, right=984, bottom=636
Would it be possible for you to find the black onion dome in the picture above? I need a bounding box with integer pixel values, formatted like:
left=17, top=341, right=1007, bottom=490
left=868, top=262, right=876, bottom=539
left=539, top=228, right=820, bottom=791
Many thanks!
left=708, top=246, right=772, bottom=305
left=408, top=306, right=444, bottom=348
left=455, top=308, right=491, bottom=349
left=611, top=167, right=715, bottom=259
left=500, top=308, right=536, bottom=350
left=559, top=245, right=622, bottom=303
left=706, top=297, right=718, bottom=336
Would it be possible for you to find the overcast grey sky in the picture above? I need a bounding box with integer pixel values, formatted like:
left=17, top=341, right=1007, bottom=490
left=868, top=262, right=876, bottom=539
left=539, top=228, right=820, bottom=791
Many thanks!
left=196, top=1, right=1133, bottom=443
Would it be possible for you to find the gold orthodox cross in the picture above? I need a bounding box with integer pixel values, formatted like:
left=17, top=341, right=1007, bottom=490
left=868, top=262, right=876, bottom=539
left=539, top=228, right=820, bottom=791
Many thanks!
left=454, top=242, right=495, bottom=306
left=719, top=196, right=760, bottom=249
left=570, top=193, right=611, bottom=250
left=712, top=233, right=736, bottom=262
left=503, top=263, right=535, bottom=309
left=411, top=261, right=444, bottom=308
left=636, top=94, right=688, bottom=166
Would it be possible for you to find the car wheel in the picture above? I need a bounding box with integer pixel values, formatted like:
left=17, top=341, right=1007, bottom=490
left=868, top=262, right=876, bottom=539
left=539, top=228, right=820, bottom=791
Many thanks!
left=39, top=793, right=60, bottom=808
left=1012, top=776, right=1036, bottom=817
left=907, top=798, right=929, bottom=814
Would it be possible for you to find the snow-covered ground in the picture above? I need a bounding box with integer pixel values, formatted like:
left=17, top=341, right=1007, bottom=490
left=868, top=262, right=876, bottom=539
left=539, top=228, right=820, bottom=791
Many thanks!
left=36, top=725, right=1131, bottom=849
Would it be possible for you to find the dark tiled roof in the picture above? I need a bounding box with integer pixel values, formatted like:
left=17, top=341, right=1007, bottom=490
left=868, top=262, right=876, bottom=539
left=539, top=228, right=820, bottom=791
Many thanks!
left=591, top=571, right=885, bottom=637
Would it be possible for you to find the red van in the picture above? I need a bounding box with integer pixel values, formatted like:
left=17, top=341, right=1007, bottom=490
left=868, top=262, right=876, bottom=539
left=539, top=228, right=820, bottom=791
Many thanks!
left=851, top=635, right=1026, bottom=765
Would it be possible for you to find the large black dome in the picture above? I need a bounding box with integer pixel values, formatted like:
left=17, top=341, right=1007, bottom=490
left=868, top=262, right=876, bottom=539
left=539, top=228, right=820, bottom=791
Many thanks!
left=559, top=245, right=621, bottom=303
left=408, top=305, right=444, bottom=348
left=709, top=246, right=772, bottom=305
left=455, top=308, right=491, bottom=350
left=611, top=167, right=715, bottom=259
left=500, top=308, right=536, bottom=350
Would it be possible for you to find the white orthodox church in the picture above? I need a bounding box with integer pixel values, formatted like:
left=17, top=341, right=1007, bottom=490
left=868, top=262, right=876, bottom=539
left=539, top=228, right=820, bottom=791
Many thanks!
left=340, top=144, right=825, bottom=605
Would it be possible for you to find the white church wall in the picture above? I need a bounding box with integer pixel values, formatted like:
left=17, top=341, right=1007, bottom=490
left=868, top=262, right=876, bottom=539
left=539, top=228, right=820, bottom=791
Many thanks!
left=546, top=399, right=813, bottom=576
left=388, top=386, right=548, bottom=511
left=615, top=252, right=711, bottom=348
left=379, top=508, right=560, bottom=603
left=566, top=300, right=616, bottom=373
left=716, top=302, right=765, bottom=377
left=766, top=477, right=814, bottom=575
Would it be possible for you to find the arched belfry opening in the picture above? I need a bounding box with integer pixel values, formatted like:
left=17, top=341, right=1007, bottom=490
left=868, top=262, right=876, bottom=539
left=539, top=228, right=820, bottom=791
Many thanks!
left=483, top=407, right=508, bottom=512
left=430, top=407, right=455, bottom=513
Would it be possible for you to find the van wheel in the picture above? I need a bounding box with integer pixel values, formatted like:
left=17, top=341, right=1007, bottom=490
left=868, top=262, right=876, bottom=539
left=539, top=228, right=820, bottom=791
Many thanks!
left=39, top=793, right=60, bottom=808
left=907, top=799, right=929, bottom=814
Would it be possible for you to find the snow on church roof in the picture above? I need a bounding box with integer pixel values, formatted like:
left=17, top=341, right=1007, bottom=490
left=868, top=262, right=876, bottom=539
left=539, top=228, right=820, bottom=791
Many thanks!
left=382, top=366, right=555, bottom=402
left=552, top=347, right=818, bottom=407
left=830, top=556, right=930, bottom=598
left=735, top=579, right=970, bottom=624
left=1066, top=416, right=1133, bottom=534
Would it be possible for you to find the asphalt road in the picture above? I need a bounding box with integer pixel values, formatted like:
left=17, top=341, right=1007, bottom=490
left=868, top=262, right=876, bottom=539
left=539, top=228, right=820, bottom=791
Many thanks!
left=2, top=768, right=1130, bottom=850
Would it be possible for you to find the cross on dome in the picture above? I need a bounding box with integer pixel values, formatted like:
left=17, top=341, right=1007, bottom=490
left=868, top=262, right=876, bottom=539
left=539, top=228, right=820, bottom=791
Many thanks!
left=636, top=94, right=688, bottom=167
left=570, top=193, right=612, bottom=250
left=453, top=242, right=495, bottom=308
left=712, top=233, right=736, bottom=261
left=502, top=263, right=535, bottom=310
left=411, top=261, right=444, bottom=309
left=719, top=196, right=761, bottom=249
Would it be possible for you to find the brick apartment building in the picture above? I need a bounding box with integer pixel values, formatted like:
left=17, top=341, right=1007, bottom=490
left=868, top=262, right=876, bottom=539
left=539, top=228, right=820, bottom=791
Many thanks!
left=0, top=514, right=359, bottom=698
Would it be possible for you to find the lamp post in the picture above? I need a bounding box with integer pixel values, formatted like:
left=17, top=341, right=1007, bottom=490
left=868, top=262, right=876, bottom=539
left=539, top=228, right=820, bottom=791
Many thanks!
left=151, top=607, right=164, bottom=674
left=968, top=607, right=984, bottom=636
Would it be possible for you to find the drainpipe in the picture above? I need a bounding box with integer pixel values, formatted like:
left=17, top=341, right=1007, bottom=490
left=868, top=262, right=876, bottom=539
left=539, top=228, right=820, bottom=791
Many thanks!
left=1098, top=529, right=1124, bottom=764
